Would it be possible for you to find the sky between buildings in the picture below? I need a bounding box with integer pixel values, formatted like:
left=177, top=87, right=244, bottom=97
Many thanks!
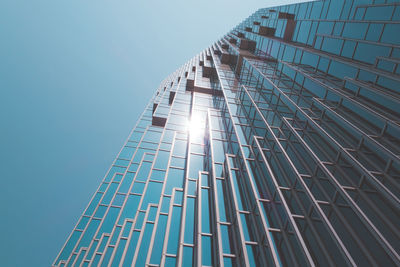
left=0, top=0, right=311, bottom=266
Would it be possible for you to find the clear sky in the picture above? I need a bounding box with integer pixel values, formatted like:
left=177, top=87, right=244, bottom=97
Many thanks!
left=0, top=0, right=309, bottom=266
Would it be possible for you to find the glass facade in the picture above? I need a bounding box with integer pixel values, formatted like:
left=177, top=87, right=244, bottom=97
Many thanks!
left=54, top=0, right=400, bottom=266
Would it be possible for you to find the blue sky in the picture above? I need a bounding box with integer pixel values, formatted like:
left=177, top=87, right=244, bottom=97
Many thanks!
left=0, top=0, right=307, bottom=266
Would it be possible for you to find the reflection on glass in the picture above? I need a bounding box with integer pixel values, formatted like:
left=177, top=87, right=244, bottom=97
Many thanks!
left=187, top=111, right=204, bottom=139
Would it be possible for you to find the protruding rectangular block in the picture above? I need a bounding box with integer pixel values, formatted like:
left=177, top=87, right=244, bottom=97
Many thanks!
left=213, top=49, right=221, bottom=55
left=283, top=20, right=296, bottom=41
left=186, top=79, right=194, bottom=90
left=279, top=12, right=295, bottom=20
left=221, top=53, right=235, bottom=65
left=239, top=39, right=257, bottom=52
left=151, top=116, right=167, bottom=127
left=169, top=91, right=176, bottom=105
left=259, top=26, right=276, bottom=36
left=202, top=66, right=216, bottom=78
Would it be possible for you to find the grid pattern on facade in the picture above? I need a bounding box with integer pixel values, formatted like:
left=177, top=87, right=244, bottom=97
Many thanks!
left=54, top=0, right=400, bottom=266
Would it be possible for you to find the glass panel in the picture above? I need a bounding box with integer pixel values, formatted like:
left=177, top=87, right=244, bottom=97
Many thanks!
left=184, top=197, right=195, bottom=244
left=182, top=246, right=193, bottom=266
left=202, top=236, right=212, bottom=266
left=122, top=231, right=140, bottom=267
left=78, top=219, right=100, bottom=249
left=135, top=223, right=155, bottom=266
left=189, top=154, right=204, bottom=178
left=118, top=195, right=140, bottom=223
left=165, top=168, right=184, bottom=195
left=141, top=182, right=163, bottom=209
left=154, top=150, right=170, bottom=170
left=150, top=214, right=168, bottom=264
left=150, top=169, right=166, bottom=181
left=119, top=146, right=135, bottom=160
left=167, top=206, right=182, bottom=254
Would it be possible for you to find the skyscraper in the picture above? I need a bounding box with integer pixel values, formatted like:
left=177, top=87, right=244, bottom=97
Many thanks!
left=54, top=0, right=400, bottom=266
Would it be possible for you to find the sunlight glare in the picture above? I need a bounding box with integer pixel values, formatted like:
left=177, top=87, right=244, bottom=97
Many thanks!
left=188, top=112, right=203, bottom=138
